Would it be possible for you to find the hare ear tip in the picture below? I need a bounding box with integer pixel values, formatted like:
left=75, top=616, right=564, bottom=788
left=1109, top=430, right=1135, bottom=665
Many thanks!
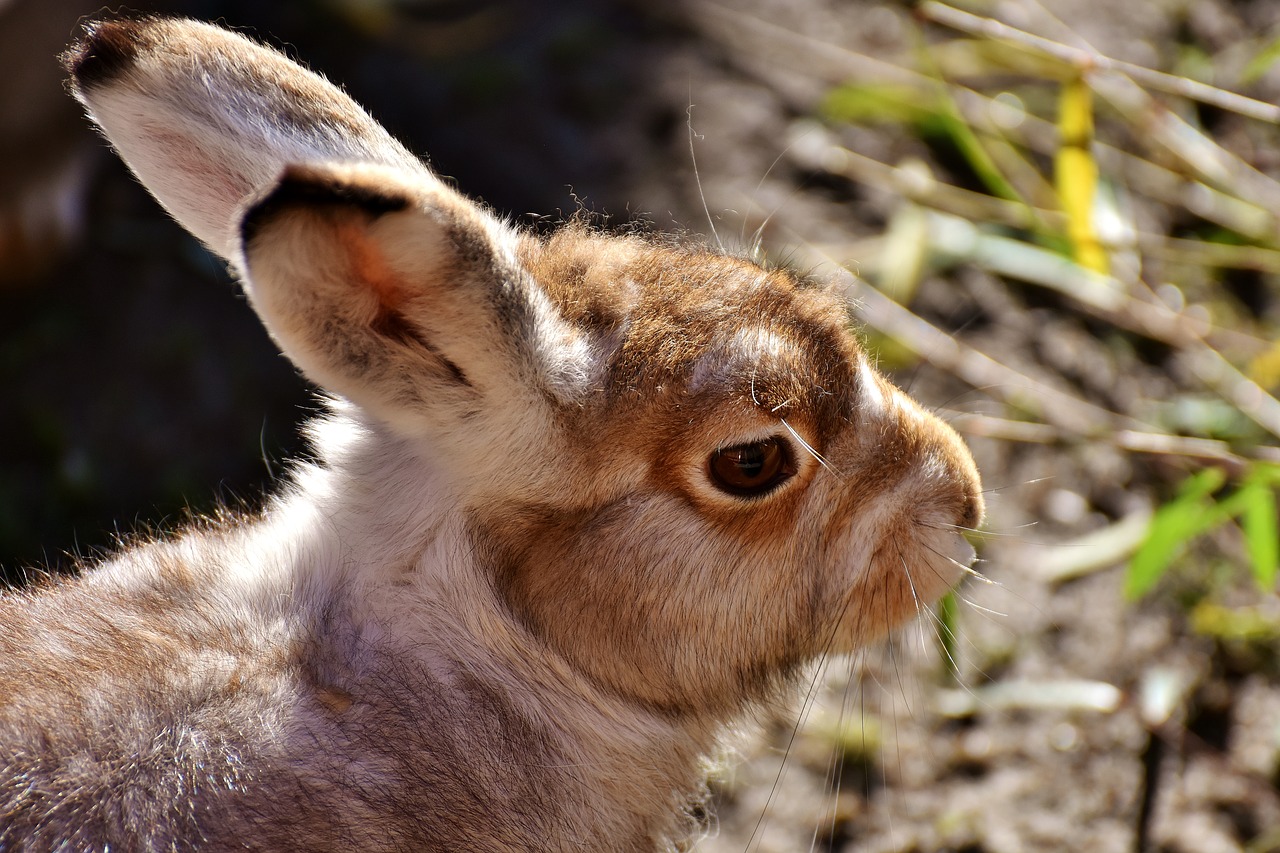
left=64, top=16, right=154, bottom=89
left=241, top=167, right=413, bottom=245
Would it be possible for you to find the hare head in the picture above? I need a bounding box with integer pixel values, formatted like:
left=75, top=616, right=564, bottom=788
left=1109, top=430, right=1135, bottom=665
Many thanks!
left=34, top=13, right=983, bottom=847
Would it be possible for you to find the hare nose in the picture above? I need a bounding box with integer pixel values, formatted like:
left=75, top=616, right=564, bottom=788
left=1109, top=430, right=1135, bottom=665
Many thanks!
left=960, top=488, right=984, bottom=531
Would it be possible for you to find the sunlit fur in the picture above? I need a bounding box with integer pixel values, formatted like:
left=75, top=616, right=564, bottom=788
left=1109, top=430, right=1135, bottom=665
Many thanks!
left=0, top=16, right=983, bottom=850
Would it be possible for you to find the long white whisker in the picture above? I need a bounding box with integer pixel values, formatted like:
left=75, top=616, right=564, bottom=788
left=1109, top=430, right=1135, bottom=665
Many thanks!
left=957, top=598, right=1010, bottom=619
left=738, top=127, right=819, bottom=259
left=894, top=544, right=932, bottom=661
left=743, top=551, right=869, bottom=852
left=927, top=519, right=1036, bottom=539
left=916, top=594, right=965, bottom=680
left=941, top=555, right=996, bottom=584
left=781, top=418, right=837, bottom=474
left=686, top=102, right=723, bottom=254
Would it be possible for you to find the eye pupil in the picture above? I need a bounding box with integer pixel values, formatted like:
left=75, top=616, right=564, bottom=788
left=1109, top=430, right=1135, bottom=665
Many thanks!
left=708, top=438, right=795, bottom=497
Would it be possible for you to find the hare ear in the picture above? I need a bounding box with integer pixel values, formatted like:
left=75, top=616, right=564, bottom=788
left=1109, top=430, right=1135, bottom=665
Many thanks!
left=63, top=16, right=426, bottom=260
left=239, top=163, right=592, bottom=432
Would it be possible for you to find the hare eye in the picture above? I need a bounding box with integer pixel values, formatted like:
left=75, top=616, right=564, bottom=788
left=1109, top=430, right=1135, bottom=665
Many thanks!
left=707, top=438, right=795, bottom=498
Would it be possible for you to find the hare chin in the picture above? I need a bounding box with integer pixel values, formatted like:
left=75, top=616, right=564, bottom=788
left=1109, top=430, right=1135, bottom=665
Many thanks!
left=925, top=530, right=978, bottom=598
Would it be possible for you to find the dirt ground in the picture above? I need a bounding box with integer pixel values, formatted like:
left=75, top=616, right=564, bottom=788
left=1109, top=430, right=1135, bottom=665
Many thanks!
left=3, top=1, right=1279, bottom=851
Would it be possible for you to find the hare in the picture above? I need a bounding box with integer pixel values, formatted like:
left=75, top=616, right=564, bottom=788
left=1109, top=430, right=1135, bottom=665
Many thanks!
left=0, top=15, right=983, bottom=852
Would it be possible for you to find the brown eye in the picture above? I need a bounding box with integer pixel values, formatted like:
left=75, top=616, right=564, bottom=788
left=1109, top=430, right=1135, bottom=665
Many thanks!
left=708, top=438, right=796, bottom=498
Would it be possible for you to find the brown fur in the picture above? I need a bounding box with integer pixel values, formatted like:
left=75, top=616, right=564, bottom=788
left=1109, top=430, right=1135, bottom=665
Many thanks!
left=0, top=15, right=984, bottom=850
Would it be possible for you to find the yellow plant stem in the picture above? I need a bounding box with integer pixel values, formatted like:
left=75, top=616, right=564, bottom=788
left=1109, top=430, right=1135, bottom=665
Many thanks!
left=1056, top=75, right=1110, bottom=275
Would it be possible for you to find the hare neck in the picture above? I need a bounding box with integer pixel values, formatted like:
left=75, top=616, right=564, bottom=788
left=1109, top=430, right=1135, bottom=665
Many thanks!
left=248, top=414, right=722, bottom=847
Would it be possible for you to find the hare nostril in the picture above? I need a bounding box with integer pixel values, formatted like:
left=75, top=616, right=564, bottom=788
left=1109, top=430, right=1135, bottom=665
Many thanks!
left=959, top=489, right=984, bottom=531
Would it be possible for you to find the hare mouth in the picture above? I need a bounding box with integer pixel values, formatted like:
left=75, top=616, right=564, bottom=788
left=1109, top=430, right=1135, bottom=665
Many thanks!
left=871, top=524, right=976, bottom=605
left=911, top=528, right=979, bottom=603
left=946, top=535, right=978, bottom=576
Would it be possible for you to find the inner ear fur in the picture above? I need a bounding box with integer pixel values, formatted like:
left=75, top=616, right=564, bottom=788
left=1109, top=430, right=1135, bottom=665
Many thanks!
left=238, top=163, right=588, bottom=435
left=239, top=164, right=497, bottom=423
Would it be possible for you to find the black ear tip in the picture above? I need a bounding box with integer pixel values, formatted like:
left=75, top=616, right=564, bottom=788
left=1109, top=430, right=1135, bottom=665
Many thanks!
left=241, top=166, right=413, bottom=247
left=63, top=16, right=153, bottom=90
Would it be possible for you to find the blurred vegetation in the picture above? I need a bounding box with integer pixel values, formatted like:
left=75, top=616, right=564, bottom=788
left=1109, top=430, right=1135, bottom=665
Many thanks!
left=764, top=3, right=1280, bottom=840
left=805, top=2, right=1280, bottom=631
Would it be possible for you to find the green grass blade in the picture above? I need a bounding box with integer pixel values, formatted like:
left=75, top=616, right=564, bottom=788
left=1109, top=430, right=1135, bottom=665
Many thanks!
left=1125, top=467, right=1227, bottom=599
left=934, top=103, right=1023, bottom=204
left=1242, top=36, right=1280, bottom=86
left=1239, top=483, right=1278, bottom=589
left=936, top=590, right=960, bottom=683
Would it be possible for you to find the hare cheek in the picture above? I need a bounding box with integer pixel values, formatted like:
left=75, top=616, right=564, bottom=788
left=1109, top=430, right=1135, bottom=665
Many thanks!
left=816, top=501, right=947, bottom=647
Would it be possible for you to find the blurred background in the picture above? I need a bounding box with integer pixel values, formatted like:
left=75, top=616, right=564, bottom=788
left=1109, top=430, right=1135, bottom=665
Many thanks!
left=3, top=1, right=1280, bottom=850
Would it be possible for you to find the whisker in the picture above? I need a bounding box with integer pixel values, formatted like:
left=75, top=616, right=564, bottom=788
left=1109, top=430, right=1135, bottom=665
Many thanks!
left=956, top=597, right=1011, bottom=619
left=928, top=519, right=1037, bottom=538
left=738, top=136, right=806, bottom=252
left=929, top=550, right=998, bottom=585
left=685, top=102, right=724, bottom=254
left=995, top=476, right=1054, bottom=491
left=883, top=560, right=915, bottom=717
left=743, top=552, right=870, bottom=851
left=958, top=563, right=997, bottom=584
left=894, top=545, right=930, bottom=654
left=805, top=654, right=844, bottom=853
left=917, top=596, right=965, bottom=680
left=781, top=417, right=838, bottom=474
left=825, top=659, right=869, bottom=847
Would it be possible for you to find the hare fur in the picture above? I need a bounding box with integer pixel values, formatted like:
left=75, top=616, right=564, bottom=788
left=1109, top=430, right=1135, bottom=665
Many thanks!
left=0, top=16, right=984, bottom=851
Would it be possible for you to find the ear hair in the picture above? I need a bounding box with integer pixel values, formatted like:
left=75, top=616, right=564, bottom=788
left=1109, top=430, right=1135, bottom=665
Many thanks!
left=238, top=163, right=593, bottom=439
left=241, top=170, right=414, bottom=246
left=63, top=16, right=427, bottom=259
left=66, top=15, right=599, bottom=445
